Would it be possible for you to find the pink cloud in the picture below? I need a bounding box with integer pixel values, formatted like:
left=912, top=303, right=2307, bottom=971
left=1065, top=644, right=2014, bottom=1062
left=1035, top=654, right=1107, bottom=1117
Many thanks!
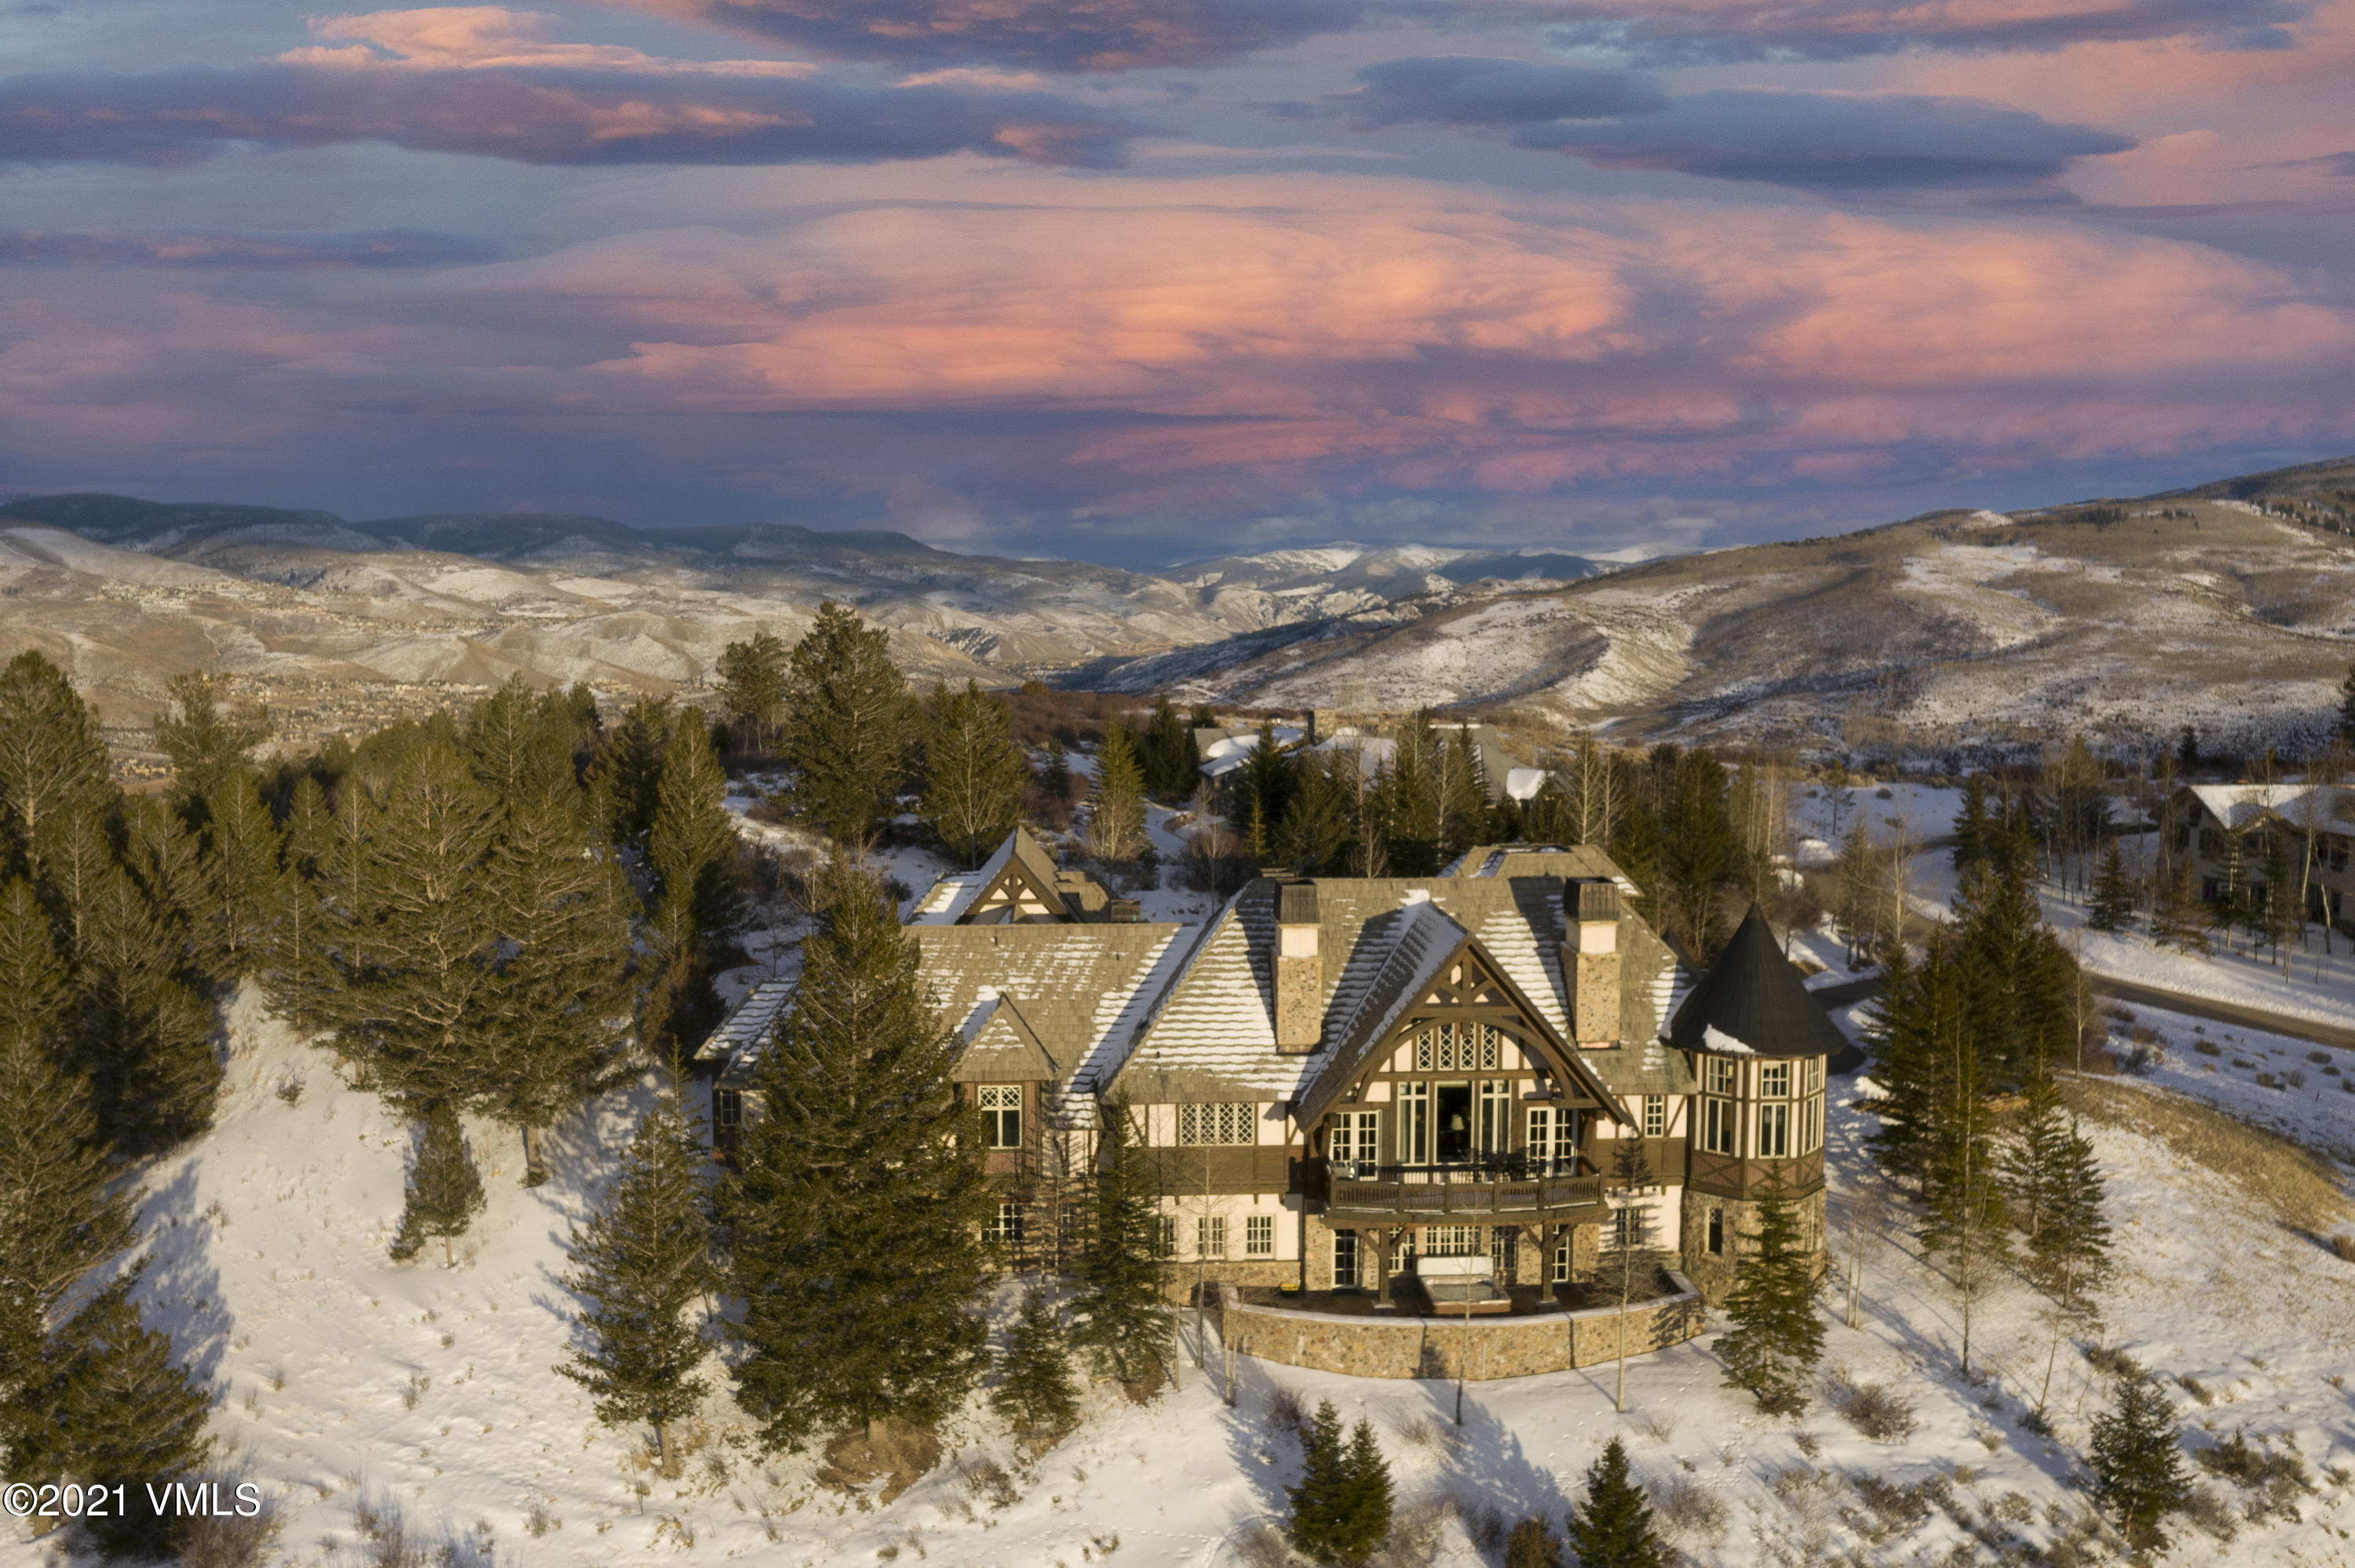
left=283, top=7, right=819, bottom=75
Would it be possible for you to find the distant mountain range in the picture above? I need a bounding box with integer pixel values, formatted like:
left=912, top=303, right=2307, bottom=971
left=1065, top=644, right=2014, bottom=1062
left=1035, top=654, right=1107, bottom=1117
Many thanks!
left=5, top=458, right=2353, bottom=760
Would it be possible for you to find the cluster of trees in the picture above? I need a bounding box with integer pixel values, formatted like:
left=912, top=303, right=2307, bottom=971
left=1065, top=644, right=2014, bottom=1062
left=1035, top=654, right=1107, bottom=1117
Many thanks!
left=1498, top=1439, right=1668, bottom=1568
left=0, top=658, right=275, bottom=1555
left=557, top=864, right=1183, bottom=1465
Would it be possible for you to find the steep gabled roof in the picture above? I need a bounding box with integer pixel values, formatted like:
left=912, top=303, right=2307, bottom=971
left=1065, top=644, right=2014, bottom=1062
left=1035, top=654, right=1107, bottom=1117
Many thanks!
left=951, top=993, right=1061, bottom=1083
left=1291, top=901, right=1629, bottom=1130
left=909, top=826, right=1073, bottom=924
left=1666, top=908, right=1849, bottom=1059
left=2180, top=782, right=2355, bottom=837
left=696, top=978, right=794, bottom=1067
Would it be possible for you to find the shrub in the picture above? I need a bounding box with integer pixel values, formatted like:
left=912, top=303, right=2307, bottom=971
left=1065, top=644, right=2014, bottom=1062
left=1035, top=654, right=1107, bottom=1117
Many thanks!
left=1502, top=1516, right=1562, bottom=1568
left=1265, top=1384, right=1306, bottom=1436
left=177, top=1494, right=284, bottom=1568
left=2309, top=1051, right=2332, bottom=1064
left=1842, top=1475, right=1933, bottom=1546
left=2195, top=1431, right=2311, bottom=1495
left=1825, top=1371, right=1919, bottom=1442
left=2084, top=1345, right=2142, bottom=1380
left=2328, top=1234, right=2355, bottom=1264
left=1648, top=1475, right=1728, bottom=1546
left=2178, top=1375, right=2214, bottom=1406
left=2193, top=1040, right=2222, bottom=1057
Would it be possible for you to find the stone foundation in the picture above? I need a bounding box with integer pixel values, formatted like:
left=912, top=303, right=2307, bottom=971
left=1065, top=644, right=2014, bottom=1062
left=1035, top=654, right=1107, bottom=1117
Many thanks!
left=1678, top=1189, right=1826, bottom=1305
left=1213, top=1277, right=1705, bottom=1381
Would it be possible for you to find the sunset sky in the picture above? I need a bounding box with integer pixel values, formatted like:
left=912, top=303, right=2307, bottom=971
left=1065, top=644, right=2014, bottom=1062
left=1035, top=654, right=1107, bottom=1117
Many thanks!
left=2, top=0, right=2351, bottom=562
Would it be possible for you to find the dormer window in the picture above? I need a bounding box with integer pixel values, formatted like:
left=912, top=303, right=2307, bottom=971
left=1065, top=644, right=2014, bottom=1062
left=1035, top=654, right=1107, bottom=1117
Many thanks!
left=978, top=1085, right=1023, bottom=1149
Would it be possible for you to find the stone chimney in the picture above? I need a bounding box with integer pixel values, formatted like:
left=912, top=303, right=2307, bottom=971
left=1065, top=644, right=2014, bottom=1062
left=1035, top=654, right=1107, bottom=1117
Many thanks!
left=1563, top=878, right=1621, bottom=1047
left=1274, top=881, right=1323, bottom=1052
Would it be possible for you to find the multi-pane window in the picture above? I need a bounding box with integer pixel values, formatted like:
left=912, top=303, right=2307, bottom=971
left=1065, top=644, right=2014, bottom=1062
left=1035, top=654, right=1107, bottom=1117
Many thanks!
left=1196, top=1216, right=1228, bottom=1259
left=1612, top=1204, right=1641, bottom=1249
left=1756, top=1100, right=1791, bottom=1158
left=714, top=1089, right=743, bottom=1130
left=1246, top=1214, right=1274, bottom=1256
left=1706, top=1206, right=1724, bottom=1256
left=1331, top=1110, right=1379, bottom=1173
left=1703, top=1057, right=1736, bottom=1095
left=1759, top=1062, right=1791, bottom=1099
left=1551, top=1231, right=1572, bottom=1283
left=1799, top=1092, right=1824, bottom=1155
left=1178, top=1103, right=1254, bottom=1146
left=978, top=1085, right=1022, bottom=1149
left=1803, top=1058, right=1824, bottom=1096
left=1156, top=1216, right=1178, bottom=1258
left=1397, top=1082, right=1430, bottom=1165
left=1413, top=1021, right=1503, bottom=1072
left=1700, top=1096, right=1735, bottom=1156
left=1527, top=1107, right=1579, bottom=1173
left=987, top=1202, right=1026, bottom=1246
left=1422, top=1224, right=1481, bottom=1257
left=1476, top=1080, right=1512, bottom=1156
left=1643, top=1095, right=1665, bottom=1137
left=1333, top=1230, right=1359, bottom=1289
left=1489, top=1227, right=1517, bottom=1279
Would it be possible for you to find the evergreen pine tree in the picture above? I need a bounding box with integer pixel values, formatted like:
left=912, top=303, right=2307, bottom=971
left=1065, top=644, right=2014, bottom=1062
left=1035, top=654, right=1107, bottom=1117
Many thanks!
left=1711, top=1191, right=1823, bottom=1414
left=591, top=696, right=672, bottom=848
left=74, top=866, right=220, bottom=1154
left=1833, top=813, right=1878, bottom=964
left=1999, top=1050, right=2068, bottom=1248
left=263, top=775, right=336, bottom=1036
left=2088, top=1374, right=2191, bottom=1552
left=4, top=1270, right=214, bottom=1559
left=2339, top=659, right=2355, bottom=744
left=2028, top=1112, right=2112, bottom=1316
left=1138, top=697, right=1195, bottom=800
left=558, top=1084, right=718, bottom=1466
left=122, top=793, right=207, bottom=969
left=392, top=1100, right=487, bottom=1266
left=333, top=742, right=500, bottom=1111
left=1952, top=775, right=1992, bottom=874
left=714, top=630, right=791, bottom=756
left=1287, top=1399, right=1349, bottom=1563
left=991, top=1286, right=1081, bottom=1440
left=482, top=770, right=634, bottom=1184
left=1657, top=748, right=1733, bottom=961
left=1918, top=995, right=2010, bottom=1377
left=779, top=601, right=915, bottom=846
left=921, top=681, right=1029, bottom=867
left=0, top=880, right=137, bottom=1420
left=2177, top=725, right=2199, bottom=769
left=0, top=651, right=112, bottom=879
left=2151, top=857, right=2211, bottom=957
left=2086, top=838, right=2134, bottom=932
left=1331, top=1416, right=1394, bottom=1565
left=722, top=866, right=991, bottom=1451
left=1086, top=723, right=1146, bottom=863
left=1562, top=1436, right=1667, bottom=1568
left=1276, top=753, right=1353, bottom=877
left=648, top=706, right=744, bottom=954
left=200, top=771, right=282, bottom=977
left=1504, top=1516, right=1564, bottom=1568
left=1236, top=720, right=1291, bottom=848
left=1043, top=741, right=1072, bottom=803
left=153, top=671, right=270, bottom=822
left=1070, top=1095, right=1170, bottom=1391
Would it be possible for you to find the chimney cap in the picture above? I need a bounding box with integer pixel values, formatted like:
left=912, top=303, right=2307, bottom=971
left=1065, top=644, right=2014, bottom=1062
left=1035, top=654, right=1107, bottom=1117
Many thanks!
left=1570, top=878, right=1619, bottom=924
left=1276, top=881, right=1320, bottom=925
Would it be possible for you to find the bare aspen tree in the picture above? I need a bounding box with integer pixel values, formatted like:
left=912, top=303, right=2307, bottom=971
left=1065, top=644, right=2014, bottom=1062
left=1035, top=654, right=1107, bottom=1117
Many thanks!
left=1841, top=1176, right=1891, bottom=1331
left=1567, top=728, right=1620, bottom=848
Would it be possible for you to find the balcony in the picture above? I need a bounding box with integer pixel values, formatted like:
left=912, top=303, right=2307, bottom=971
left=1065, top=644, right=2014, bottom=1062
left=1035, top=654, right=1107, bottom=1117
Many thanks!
left=1313, top=1158, right=1610, bottom=1224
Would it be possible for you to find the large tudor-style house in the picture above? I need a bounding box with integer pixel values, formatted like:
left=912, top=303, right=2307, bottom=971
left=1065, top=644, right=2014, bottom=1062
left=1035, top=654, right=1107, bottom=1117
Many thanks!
left=698, top=828, right=1845, bottom=1307
left=2170, top=782, right=2355, bottom=932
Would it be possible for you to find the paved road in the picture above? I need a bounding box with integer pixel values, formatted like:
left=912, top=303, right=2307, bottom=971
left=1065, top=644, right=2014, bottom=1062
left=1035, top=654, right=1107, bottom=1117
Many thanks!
left=1800, top=951, right=2355, bottom=1052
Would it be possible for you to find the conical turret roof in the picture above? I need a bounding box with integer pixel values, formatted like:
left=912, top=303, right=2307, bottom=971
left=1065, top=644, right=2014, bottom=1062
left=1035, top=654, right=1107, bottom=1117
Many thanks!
left=1666, top=907, right=1849, bottom=1059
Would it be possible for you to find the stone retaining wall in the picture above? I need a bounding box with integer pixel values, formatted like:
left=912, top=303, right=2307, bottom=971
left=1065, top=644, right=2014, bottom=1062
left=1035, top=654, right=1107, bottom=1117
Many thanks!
left=1214, top=1277, right=1706, bottom=1382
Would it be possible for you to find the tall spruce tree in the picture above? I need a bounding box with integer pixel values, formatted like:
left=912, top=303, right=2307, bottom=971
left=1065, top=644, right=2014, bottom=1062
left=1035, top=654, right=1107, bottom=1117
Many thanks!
left=2088, top=1374, right=2191, bottom=1552
left=648, top=706, right=743, bottom=953
left=153, top=671, right=270, bottom=822
left=1562, top=1437, right=1667, bottom=1568
left=461, top=674, right=568, bottom=803
left=392, top=1100, right=487, bottom=1266
left=1332, top=1417, right=1394, bottom=1565
left=482, top=768, right=634, bottom=1184
left=722, top=867, right=991, bottom=1451
left=2086, top=838, right=2134, bottom=932
left=1137, top=697, right=1196, bottom=800
left=2005, top=1059, right=2112, bottom=1312
left=332, top=742, right=500, bottom=1111
left=779, top=601, right=915, bottom=846
left=591, top=696, right=672, bottom=849
left=263, top=774, right=336, bottom=1037
left=3, top=1270, right=214, bottom=1559
left=0, top=880, right=137, bottom=1412
left=1086, top=723, right=1146, bottom=863
left=1656, top=748, right=1733, bottom=961
left=1952, top=775, right=1992, bottom=875
left=0, top=651, right=113, bottom=880
left=991, top=1287, right=1081, bottom=1441
left=199, top=771, right=281, bottom=978
left=715, top=631, right=791, bottom=756
left=1919, top=1004, right=2010, bottom=1379
left=74, top=865, right=221, bottom=1154
left=1711, top=1191, right=1822, bottom=1414
left=558, top=1084, right=718, bottom=1466
left=1287, top=1401, right=1351, bottom=1564
left=921, top=681, right=1029, bottom=868
left=1070, top=1095, right=1168, bottom=1391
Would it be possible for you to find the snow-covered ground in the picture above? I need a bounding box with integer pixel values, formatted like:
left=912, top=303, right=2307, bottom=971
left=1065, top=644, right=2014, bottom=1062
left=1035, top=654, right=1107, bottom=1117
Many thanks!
left=31, top=984, right=2354, bottom=1568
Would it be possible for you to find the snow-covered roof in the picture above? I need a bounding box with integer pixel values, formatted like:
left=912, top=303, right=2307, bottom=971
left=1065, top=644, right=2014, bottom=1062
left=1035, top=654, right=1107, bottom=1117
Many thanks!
left=1106, top=848, right=1692, bottom=1112
left=1504, top=767, right=1551, bottom=802
left=695, top=978, right=795, bottom=1066
left=2182, top=783, right=2355, bottom=837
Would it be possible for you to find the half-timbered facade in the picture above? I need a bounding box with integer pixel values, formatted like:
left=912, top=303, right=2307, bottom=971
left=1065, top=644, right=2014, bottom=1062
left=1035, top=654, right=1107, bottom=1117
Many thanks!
left=699, top=833, right=1845, bottom=1307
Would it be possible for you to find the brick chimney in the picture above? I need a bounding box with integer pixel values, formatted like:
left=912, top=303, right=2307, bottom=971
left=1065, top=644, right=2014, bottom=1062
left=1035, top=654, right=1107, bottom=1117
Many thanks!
left=1563, top=879, right=1621, bottom=1047
left=1274, top=881, right=1322, bottom=1052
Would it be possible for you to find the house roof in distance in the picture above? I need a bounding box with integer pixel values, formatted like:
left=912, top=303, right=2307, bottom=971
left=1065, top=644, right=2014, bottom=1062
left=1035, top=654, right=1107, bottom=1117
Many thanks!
left=1666, top=908, right=1849, bottom=1059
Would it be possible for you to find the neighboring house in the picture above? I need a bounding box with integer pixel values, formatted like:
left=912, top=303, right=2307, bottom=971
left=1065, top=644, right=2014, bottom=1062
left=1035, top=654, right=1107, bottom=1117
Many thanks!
left=2167, top=783, right=2355, bottom=930
left=907, top=825, right=1138, bottom=924
left=698, top=831, right=1842, bottom=1307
